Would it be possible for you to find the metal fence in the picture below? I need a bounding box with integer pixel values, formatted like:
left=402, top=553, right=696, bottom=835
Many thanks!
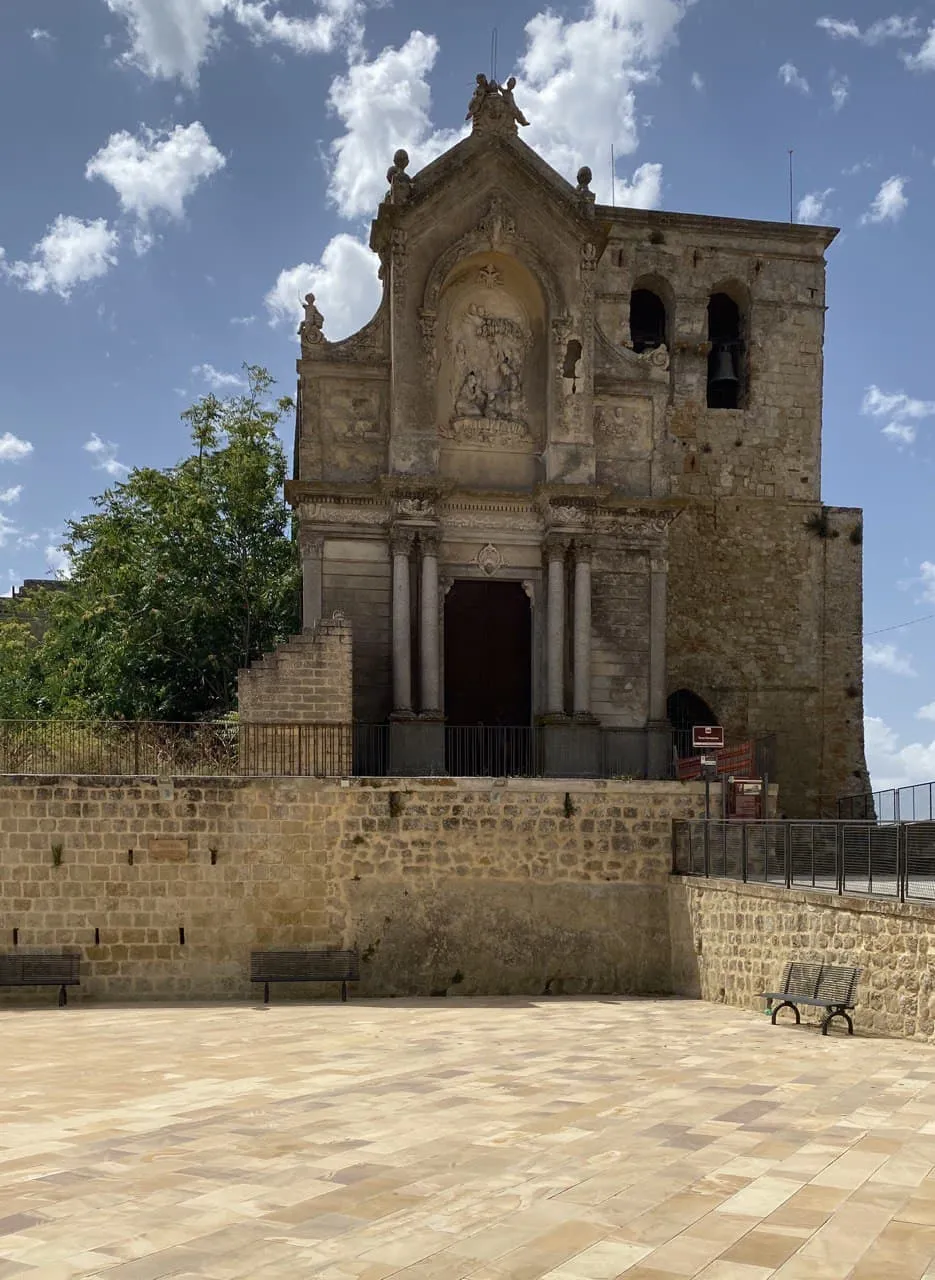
left=673, top=819, right=935, bottom=903
left=839, top=780, right=935, bottom=823
left=0, top=719, right=776, bottom=781
left=0, top=719, right=702, bottom=780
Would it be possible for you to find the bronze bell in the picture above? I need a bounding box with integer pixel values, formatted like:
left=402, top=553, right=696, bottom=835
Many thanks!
left=709, top=344, right=738, bottom=386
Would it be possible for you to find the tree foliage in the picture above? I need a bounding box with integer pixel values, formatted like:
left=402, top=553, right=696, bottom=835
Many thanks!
left=4, top=367, right=300, bottom=721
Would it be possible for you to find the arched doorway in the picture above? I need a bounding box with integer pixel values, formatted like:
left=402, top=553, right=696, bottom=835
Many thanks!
left=667, top=689, right=718, bottom=758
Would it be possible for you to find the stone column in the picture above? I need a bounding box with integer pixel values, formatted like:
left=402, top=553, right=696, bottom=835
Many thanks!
left=647, top=552, right=670, bottom=777
left=419, top=532, right=441, bottom=715
left=572, top=540, right=593, bottom=718
left=391, top=528, right=414, bottom=715
left=545, top=538, right=568, bottom=718
left=299, top=530, right=323, bottom=631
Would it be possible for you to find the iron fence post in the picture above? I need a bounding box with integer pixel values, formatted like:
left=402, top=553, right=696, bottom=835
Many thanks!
left=703, top=820, right=710, bottom=878
left=835, top=823, right=843, bottom=895
left=784, top=823, right=791, bottom=888
left=898, top=822, right=906, bottom=904
left=133, top=723, right=140, bottom=776
left=741, top=822, right=748, bottom=883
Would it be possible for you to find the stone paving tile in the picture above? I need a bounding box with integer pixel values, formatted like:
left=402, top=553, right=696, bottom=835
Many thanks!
left=5, top=998, right=935, bottom=1277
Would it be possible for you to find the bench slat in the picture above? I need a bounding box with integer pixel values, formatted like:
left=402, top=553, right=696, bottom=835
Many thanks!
left=0, top=953, right=80, bottom=986
left=250, top=950, right=360, bottom=984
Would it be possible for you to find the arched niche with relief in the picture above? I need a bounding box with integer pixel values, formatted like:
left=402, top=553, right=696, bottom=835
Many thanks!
left=435, top=251, right=547, bottom=490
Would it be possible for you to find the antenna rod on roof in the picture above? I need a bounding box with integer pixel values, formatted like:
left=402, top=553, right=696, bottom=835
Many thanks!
left=611, top=144, right=616, bottom=207
left=788, top=149, right=795, bottom=223
left=490, top=28, right=498, bottom=83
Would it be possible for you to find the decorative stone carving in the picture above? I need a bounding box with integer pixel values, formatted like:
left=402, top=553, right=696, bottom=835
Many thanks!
left=390, top=527, right=416, bottom=556
left=475, top=543, right=504, bottom=575
left=477, top=197, right=517, bottom=245
left=466, top=74, right=528, bottom=135
left=479, top=265, right=502, bottom=289
left=396, top=497, right=435, bottom=519
left=442, top=508, right=542, bottom=532
left=650, top=554, right=669, bottom=574
left=390, top=228, right=407, bottom=309
left=549, top=505, right=584, bottom=526
left=442, top=301, right=533, bottom=446
left=299, top=501, right=387, bottom=526
left=385, top=148, right=412, bottom=205
left=642, top=343, right=670, bottom=371
left=299, top=293, right=324, bottom=356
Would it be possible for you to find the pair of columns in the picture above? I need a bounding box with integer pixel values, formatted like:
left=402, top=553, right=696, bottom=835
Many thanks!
left=391, top=528, right=440, bottom=717
left=544, top=538, right=592, bottom=719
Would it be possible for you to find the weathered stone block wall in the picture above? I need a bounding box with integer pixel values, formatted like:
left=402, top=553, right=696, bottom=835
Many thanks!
left=237, top=613, right=352, bottom=723
left=669, top=876, right=935, bottom=1042
left=667, top=499, right=864, bottom=816
left=0, top=776, right=712, bottom=1003
left=321, top=540, right=391, bottom=722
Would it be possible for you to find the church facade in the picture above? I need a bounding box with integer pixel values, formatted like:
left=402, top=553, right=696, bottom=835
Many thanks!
left=283, top=77, right=868, bottom=816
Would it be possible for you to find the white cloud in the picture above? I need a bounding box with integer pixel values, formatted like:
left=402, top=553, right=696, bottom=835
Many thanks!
left=817, top=15, right=919, bottom=44
left=904, top=24, right=935, bottom=70
left=864, top=641, right=917, bottom=677
left=45, top=544, right=72, bottom=578
left=193, top=363, right=247, bottom=390
left=103, top=0, right=363, bottom=87
left=265, top=233, right=381, bottom=340
left=690, top=71, right=703, bottom=91
left=842, top=158, right=872, bottom=175
left=30, top=28, right=53, bottom=41
left=0, top=433, right=34, bottom=462
left=1, top=215, right=118, bottom=298
left=0, top=514, right=18, bottom=549
left=86, top=122, right=225, bottom=223
left=0, top=485, right=23, bottom=504
left=518, top=0, right=684, bottom=203
left=779, top=62, right=810, bottom=93
left=614, top=162, right=663, bottom=209
left=797, top=188, right=834, bottom=224
left=861, top=384, right=935, bottom=445
left=230, top=314, right=256, bottom=326
left=920, top=562, right=935, bottom=604
left=830, top=75, right=849, bottom=109
left=917, top=702, right=935, bottom=722
left=864, top=715, right=935, bottom=792
left=326, top=31, right=463, bottom=220
left=84, top=433, right=129, bottom=478
left=860, top=175, right=908, bottom=223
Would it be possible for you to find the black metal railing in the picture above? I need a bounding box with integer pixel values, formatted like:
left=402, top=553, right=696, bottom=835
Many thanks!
left=0, top=719, right=768, bottom=781
left=673, top=819, right=935, bottom=903
left=839, top=780, right=935, bottom=823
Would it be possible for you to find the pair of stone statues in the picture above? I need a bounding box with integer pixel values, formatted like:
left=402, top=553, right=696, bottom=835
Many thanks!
left=466, top=75, right=529, bottom=129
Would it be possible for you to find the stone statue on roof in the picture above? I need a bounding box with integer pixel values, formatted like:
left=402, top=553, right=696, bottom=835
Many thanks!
left=466, top=74, right=529, bottom=135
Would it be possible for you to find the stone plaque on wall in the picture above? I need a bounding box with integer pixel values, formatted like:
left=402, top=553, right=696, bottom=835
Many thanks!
left=148, top=836, right=189, bottom=862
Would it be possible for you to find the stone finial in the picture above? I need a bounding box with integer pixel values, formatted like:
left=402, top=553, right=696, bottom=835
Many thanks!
left=576, top=165, right=596, bottom=215
left=385, top=148, right=412, bottom=205
left=466, top=73, right=529, bottom=135
left=298, top=292, right=324, bottom=355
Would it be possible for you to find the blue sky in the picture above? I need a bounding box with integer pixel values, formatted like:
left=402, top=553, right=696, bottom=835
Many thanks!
left=1, top=0, right=934, bottom=793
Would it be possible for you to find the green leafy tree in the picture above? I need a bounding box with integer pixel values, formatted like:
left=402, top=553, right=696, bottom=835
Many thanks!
left=23, top=366, right=300, bottom=721
left=0, top=618, right=39, bottom=718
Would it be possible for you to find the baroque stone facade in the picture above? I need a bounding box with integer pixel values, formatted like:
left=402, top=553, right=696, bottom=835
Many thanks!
left=282, top=77, right=867, bottom=814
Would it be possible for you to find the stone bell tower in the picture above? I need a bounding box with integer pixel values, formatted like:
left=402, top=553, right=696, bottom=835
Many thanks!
left=281, top=74, right=867, bottom=813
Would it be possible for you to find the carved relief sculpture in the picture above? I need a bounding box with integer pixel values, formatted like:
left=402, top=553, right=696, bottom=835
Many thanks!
left=443, top=300, right=533, bottom=446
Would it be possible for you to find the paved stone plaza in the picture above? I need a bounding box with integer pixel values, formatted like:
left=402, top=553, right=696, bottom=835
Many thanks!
left=4, top=999, right=935, bottom=1279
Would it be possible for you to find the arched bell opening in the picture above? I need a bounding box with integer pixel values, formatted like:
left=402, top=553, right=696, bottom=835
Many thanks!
left=629, top=288, right=667, bottom=353
left=667, top=688, right=718, bottom=758
left=706, top=290, right=746, bottom=409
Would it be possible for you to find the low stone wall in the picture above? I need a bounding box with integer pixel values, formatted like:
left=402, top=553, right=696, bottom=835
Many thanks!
left=669, top=875, right=935, bottom=1041
left=0, top=775, right=712, bottom=1002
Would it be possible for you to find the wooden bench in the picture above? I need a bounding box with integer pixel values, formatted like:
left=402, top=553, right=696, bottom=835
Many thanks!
left=0, top=952, right=80, bottom=1007
left=762, top=961, right=860, bottom=1036
left=250, top=949, right=360, bottom=1004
